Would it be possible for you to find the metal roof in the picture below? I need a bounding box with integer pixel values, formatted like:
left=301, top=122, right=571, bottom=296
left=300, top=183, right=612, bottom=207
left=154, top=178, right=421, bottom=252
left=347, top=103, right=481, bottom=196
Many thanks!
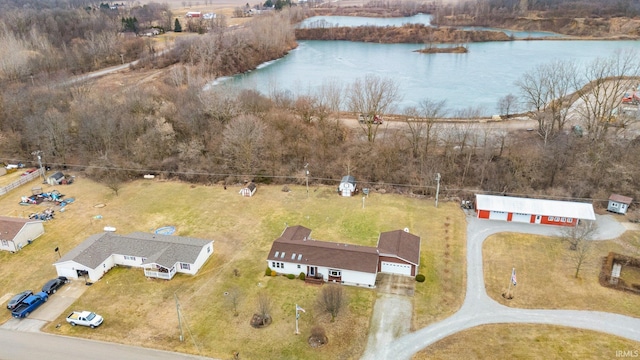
left=475, top=194, right=596, bottom=220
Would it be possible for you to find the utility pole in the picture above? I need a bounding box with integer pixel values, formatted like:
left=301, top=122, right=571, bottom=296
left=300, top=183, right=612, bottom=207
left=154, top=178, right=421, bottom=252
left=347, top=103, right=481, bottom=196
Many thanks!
left=175, top=293, right=184, bottom=342
left=304, top=163, right=309, bottom=198
left=31, top=150, right=46, bottom=183
left=435, top=173, right=441, bottom=208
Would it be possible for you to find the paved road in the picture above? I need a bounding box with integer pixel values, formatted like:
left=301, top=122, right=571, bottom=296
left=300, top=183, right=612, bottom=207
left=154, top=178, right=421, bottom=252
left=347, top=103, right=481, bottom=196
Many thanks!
left=373, top=215, right=640, bottom=360
left=0, top=328, right=214, bottom=360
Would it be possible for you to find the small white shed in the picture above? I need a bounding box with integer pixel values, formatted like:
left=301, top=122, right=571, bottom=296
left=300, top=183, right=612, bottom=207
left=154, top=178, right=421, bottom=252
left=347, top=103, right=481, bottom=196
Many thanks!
left=47, top=172, right=64, bottom=185
left=239, top=182, right=257, bottom=197
left=608, top=194, right=633, bottom=214
left=338, top=176, right=357, bottom=197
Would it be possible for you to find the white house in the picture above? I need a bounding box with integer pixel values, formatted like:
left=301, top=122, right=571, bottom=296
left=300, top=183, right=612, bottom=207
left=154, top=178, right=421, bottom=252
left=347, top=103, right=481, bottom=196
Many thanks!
left=338, top=175, right=357, bottom=197
left=608, top=194, right=633, bottom=215
left=475, top=194, right=596, bottom=227
left=266, top=226, right=422, bottom=287
left=54, top=232, right=214, bottom=282
left=377, top=229, right=421, bottom=276
left=0, top=216, right=45, bottom=252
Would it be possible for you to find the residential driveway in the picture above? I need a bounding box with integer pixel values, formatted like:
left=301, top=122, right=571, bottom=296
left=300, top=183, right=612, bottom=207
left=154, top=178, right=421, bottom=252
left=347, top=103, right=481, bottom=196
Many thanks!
left=1, top=280, right=88, bottom=332
left=365, top=214, right=636, bottom=360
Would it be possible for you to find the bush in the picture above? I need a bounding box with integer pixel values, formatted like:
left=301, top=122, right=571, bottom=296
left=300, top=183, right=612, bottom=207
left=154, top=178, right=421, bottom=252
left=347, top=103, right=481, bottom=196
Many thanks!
left=265, top=267, right=272, bottom=276
left=287, top=274, right=295, bottom=279
left=415, top=274, right=426, bottom=282
left=299, top=272, right=306, bottom=280
left=271, top=270, right=277, bottom=277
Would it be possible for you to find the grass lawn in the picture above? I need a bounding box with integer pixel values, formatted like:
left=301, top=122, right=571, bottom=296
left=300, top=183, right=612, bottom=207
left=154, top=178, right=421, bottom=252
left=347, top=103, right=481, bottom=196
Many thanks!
left=0, top=175, right=465, bottom=359
left=483, top=232, right=640, bottom=317
left=415, top=324, right=640, bottom=359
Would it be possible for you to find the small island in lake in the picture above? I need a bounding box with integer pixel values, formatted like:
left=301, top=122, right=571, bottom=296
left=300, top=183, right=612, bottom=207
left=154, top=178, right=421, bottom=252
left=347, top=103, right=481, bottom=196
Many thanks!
left=415, top=46, right=469, bottom=54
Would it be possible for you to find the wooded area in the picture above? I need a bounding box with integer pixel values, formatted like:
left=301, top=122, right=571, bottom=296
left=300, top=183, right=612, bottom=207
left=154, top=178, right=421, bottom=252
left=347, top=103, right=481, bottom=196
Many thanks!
left=0, top=0, right=639, bottom=205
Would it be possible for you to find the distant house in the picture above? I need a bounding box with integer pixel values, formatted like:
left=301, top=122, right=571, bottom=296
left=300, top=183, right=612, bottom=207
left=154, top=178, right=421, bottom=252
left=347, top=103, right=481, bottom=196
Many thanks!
left=203, top=13, right=216, bottom=19
left=140, top=28, right=161, bottom=37
left=47, top=172, right=64, bottom=186
left=239, top=182, right=257, bottom=197
left=54, top=232, right=214, bottom=282
left=608, top=194, right=633, bottom=215
left=186, top=11, right=202, bottom=18
left=266, top=226, right=421, bottom=288
left=0, top=216, right=45, bottom=252
left=338, top=175, right=357, bottom=197
left=475, top=194, right=596, bottom=227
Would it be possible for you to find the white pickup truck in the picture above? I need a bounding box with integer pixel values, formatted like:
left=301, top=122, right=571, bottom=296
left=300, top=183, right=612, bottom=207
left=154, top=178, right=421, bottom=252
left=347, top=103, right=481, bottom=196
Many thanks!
left=66, top=311, right=104, bottom=328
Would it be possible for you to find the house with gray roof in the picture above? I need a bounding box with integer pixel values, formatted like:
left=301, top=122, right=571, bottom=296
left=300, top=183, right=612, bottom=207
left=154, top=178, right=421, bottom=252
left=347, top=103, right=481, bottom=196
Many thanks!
left=0, top=216, right=45, bottom=252
left=266, top=225, right=420, bottom=288
left=54, top=232, right=214, bottom=282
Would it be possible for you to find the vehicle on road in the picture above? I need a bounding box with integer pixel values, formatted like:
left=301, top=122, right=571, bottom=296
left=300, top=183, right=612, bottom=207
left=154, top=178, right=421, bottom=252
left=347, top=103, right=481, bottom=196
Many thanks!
left=6, top=290, right=33, bottom=310
left=11, top=291, right=48, bottom=318
left=622, top=92, right=640, bottom=105
left=358, top=114, right=384, bottom=124
left=66, top=311, right=104, bottom=328
left=42, top=276, right=69, bottom=295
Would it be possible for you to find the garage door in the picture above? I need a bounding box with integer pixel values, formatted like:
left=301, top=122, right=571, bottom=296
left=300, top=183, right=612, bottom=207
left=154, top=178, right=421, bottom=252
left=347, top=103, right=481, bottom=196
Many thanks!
left=511, top=213, right=531, bottom=223
left=489, top=211, right=508, bottom=221
left=380, top=261, right=412, bottom=276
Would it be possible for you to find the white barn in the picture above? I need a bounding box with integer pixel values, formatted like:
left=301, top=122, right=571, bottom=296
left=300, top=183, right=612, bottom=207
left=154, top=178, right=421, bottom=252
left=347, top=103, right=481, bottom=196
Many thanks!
left=475, top=194, right=596, bottom=227
left=54, top=232, right=213, bottom=282
left=0, top=216, right=45, bottom=252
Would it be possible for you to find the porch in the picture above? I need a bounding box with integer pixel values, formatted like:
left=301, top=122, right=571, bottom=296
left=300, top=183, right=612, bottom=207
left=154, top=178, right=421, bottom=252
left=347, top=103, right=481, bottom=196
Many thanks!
left=144, top=265, right=176, bottom=280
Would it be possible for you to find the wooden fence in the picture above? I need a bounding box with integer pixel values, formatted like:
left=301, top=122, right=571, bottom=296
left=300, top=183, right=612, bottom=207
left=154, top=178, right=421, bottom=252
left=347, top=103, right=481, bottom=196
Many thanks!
left=0, top=168, right=44, bottom=196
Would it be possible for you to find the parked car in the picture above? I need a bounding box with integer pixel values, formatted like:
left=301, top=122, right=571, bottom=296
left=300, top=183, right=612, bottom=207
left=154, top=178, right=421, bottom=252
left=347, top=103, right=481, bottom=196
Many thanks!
left=6, top=290, right=33, bottom=310
left=42, top=276, right=69, bottom=295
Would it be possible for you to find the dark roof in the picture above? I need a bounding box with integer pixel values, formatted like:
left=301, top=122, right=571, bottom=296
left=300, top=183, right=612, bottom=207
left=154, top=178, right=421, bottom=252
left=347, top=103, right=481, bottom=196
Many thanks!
left=341, top=175, right=356, bottom=185
left=55, top=232, right=212, bottom=269
left=609, top=194, right=633, bottom=205
left=0, top=216, right=42, bottom=241
left=245, top=183, right=256, bottom=191
left=268, top=226, right=379, bottom=273
left=377, top=230, right=420, bottom=266
left=48, top=172, right=64, bottom=180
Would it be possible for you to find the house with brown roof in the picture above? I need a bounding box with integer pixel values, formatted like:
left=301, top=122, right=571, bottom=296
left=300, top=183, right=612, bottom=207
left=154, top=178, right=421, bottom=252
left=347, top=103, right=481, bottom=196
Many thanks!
left=608, top=194, right=633, bottom=215
left=266, top=225, right=421, bottom=288
left=377, top=230, right=421, bottom=276
left=0, top=216, right=45, bottom=252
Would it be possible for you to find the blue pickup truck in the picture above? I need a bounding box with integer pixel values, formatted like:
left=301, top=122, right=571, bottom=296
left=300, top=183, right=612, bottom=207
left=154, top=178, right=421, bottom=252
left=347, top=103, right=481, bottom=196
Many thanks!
left=11, top=291, right=48, bottom=318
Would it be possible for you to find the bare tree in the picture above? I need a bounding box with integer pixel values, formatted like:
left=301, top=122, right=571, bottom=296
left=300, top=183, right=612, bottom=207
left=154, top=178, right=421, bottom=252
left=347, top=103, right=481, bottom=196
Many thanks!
left=222, top=114, right=267, bottom=175
left=403, top=98, right=447, bottom=159
left=515, top=59, right=578, bottom=143
left=561, top=221, right=598, bottom=278
left=226, top=287, right=242, bottom=317
left=257, top=292, right=272, bottom=326
left=317, top=284, right=345, bottom=322
left=346, top=74, right=400, bottom=142
left=497, top=93, right=518, bottom=118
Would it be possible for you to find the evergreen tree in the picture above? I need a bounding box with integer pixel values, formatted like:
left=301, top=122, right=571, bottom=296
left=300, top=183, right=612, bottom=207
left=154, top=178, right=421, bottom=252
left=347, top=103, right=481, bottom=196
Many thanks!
left=174, top=18, right=182, bottom=32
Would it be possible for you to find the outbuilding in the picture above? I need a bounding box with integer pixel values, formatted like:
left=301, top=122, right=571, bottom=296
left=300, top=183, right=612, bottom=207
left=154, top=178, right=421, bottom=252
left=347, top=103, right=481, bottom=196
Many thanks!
left=47, top=172, right=64, bottom=185
left=239, top=182, right=257, bottom=197
left=338, top=175, right=357, bottom=197
left=608, top=194, right=633, bottom=215
left=475, top=194, right=596, bottom=227
left=0, top=216, right=45, bottom=252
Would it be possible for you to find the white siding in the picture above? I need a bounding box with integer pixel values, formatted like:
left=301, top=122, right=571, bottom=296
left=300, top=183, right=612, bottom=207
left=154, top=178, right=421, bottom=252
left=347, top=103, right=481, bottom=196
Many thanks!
left=489, top=211, right=509, bottom=221
left=14, top=222, right=45, bottom=249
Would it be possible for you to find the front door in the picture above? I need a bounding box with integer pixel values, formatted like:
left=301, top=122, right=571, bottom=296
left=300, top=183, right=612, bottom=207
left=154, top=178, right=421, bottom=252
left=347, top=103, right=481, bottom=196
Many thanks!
left=308, top=266, right=316, bottom=277
left=535, top=215, right=542, bottom=224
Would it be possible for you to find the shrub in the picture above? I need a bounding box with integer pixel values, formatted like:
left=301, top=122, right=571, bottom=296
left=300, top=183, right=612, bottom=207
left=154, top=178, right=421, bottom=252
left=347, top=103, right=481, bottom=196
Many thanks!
left=287, top=274, right=295, bottom=279
left=265, top=267, right=272, bottom=276
left=415, top=274, right=426, bottom=282
left=271, top=270, right=277, bottom=277
left=299, top=272, right=306, bottom=280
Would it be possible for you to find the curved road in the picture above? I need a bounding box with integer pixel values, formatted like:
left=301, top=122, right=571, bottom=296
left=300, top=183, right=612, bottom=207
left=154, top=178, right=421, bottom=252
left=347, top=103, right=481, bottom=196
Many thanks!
left=378, top=215, right=640, bottom=359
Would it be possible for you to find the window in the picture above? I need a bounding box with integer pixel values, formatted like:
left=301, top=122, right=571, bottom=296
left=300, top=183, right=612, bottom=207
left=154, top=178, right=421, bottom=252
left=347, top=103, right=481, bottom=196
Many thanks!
left=567, top=218, right=573, bottom=223
left=297, top=264, right=301, bottom=269
left=124, top=255, right=136, bottom=261
left=297, top=254, right=302, bottom=261
left=272, top=261, right=276, bottom=268
left=547, top=216, right=553, bottom=221
left=280, top=252, right=285, bottom=259
left=561, top=217, right=566, bottom=222
left=180, top=263, right=191, bottom=270
left=274, top=251, right=279, bottom=258
left=554, top=217, right=560, bottom=221
left=291, top=253, right=296, bottom=260
left=1, top=239, right=7, bottom=247
left=207, top=246, right=211, bottom=253
left=329, top=269, right=341, bottom=277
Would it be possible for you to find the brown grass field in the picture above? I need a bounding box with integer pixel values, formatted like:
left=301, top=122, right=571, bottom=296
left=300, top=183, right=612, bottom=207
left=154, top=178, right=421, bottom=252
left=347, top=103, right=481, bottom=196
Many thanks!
left=0, top=174, right=465, bottom=359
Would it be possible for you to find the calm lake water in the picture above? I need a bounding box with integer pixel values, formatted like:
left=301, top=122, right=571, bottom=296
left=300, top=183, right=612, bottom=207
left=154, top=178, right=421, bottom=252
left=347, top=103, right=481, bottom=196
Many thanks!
left=223, top=16, right=638, bottom=115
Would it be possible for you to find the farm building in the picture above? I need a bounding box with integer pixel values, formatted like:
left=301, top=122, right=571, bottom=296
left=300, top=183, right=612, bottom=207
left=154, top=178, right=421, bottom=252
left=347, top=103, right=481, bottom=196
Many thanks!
left=608, top=194, right=633, bottom=214
left=338, top=175, right=357, bottom=197
left=0, top=216, right=45, bottom=252
left=377, top=229, right=421, bottom=276
left=266, top=226, right=422, bottom=287
left=47, top=172, right=64, bottom=185
left=185, top=11, right=201, bottom=17
left=54, top=232, right=213, bottom=282
left=475, top=194, right=596, bottom=227
left=239, top=182, right=257, bottom=197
